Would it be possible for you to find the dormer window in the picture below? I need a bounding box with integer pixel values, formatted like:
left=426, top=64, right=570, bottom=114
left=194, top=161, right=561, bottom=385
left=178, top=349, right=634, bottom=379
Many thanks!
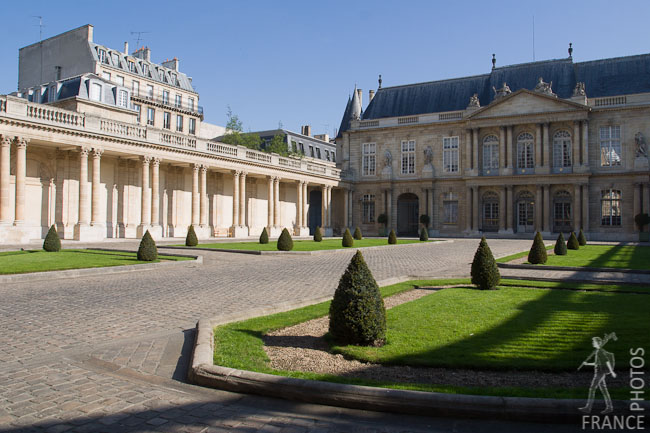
left=128, top=60, right=136, bottom=73
left=111, top=52, right=119, bottom=67
left=90, top=82, right=102, bottom=101
left=97, top=48, right=107, bottom=64
left=142, top=63, right=149, bottom=76
left=117, top=90, right=129, bottom=108
left=170, top=73, right=178, bottom=86
left=48, top=85, right=56, bottom=102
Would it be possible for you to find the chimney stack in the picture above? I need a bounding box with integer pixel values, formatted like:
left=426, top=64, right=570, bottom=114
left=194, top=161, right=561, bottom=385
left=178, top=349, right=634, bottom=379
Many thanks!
left=301, top=125, right=312, bottom=137
left=356, top=88, right=363, bottom=109
left=369, top=89, right=375, bottom=103
left=124, top=42, right=129, bottom=55
left=162, top=57, right=180, bottom=72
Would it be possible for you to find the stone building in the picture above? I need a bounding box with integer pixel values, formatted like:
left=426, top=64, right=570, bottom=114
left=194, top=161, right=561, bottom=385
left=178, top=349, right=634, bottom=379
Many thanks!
left=0, top=25, right=340, bottom=244
left=336, top=49, right=650, bottom=240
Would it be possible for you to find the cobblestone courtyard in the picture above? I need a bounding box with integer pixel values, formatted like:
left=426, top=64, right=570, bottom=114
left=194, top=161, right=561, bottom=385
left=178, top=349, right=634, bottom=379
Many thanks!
left=0, top=239, right=597, bottom=432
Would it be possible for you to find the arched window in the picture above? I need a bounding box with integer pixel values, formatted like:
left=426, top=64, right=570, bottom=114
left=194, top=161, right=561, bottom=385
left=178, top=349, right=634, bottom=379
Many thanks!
left=553, top=190, right=572, bottom=232
left=553, top=131, right=572, bottom=168
left=482, top=191, right=499, bottom=231
left=601, top=189, right=621, bottom=226
left=482, top=135, right=499, bottom=171
left=517, top=133, right=534, bottom=169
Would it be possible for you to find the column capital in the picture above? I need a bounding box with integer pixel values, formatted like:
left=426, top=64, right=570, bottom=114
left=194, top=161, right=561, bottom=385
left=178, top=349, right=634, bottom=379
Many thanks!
left=15, top=137, right=29, bottom=149
left=92, top=148, right=104, bottom=158
left=79, top=147, right=91, bottom=157
left=193, top=163, right=202, bottom=171
left=151, top=157, right=161, bottom=167
left=200, top=164, right=207, bottom=173
left=233, top=169, right=242, bottom=176
left=141, top=155, right=152, bottom=165
left=1, top=135, right=13, bottom=147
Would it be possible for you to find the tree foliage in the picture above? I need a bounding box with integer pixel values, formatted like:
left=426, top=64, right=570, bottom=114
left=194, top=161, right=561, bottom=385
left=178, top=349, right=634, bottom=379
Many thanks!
left=342, top=228, right=354, bottom=247
left=554, top=233, right=567, bottom=256
left=259, top=227, right=269, bottom=244
left=419, top=226, right=429, bottom=241
left=353, top=227, right=363, bottom=240
left=577, top=229, right=587, bottom=246
left=528, top=232, right=548, bottom=264
left=419, top=214, right=430, bottom=227
left=388, top=229, right=397, bottom=244
left=567, top=232, right=580, bottom=250
left=277, top=228, right=294, bottom=251
left=314, top=226, right=323, bottom=242
left=220, top=106, right=262, bottom=150
left=137, top=230, right=158, bottom=261
left=186, top=225, right=198, bottom=247
left=471, top=237, right=501, bottom=290
left=43, top=225, right=61, bottom=252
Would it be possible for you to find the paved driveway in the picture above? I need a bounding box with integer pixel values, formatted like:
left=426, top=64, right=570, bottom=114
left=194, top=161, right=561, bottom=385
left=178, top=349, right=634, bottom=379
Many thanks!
left=1, top=238, right=581, bottom=432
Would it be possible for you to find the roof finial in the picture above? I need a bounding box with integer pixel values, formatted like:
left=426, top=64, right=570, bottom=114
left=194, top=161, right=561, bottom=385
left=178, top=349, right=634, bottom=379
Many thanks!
left=378, top=74, right=382, bottom=89
left=492, top=54, right=496, bottom=70
left=568, top=42, right=573, bottom=59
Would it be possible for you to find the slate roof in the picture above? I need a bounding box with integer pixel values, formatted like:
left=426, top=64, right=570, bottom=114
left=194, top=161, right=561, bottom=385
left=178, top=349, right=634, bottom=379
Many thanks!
left=337, top=54, right=650, bottom=136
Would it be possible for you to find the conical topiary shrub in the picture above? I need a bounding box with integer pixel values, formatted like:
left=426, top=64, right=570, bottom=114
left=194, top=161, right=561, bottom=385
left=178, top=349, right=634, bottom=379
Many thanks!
left=277, top=228, right=294, bottom=251
left=528, top=232, right=547, bottom=264
left=353, top=227, right=363, bottom=240
left=137, top=230, right=158, bottom=261
left=329, top=250, right=386, bottom=346
left=419, top=226, right=429, bottom=241
left=470, top=237, right=500, bottom=290
left=577, top=229, right=587, bottom=246
left=43, top=225, right=61, bottom=252
left=313, top=226, right=323, bottom=242
left=554, top=233, right=567, bottom=256
left=388, top=229, right=397, bottom=244
left=259, top=227, right=269, bottom=244
left=567, top=232, right=580, bottom=250
left=185, top=225, right=198, bottom=247
left=342, top=228, right=354, bottom=247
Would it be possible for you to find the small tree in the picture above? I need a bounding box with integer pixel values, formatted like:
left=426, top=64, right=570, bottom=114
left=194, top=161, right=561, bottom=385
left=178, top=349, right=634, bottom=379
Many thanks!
left=377, top=213, right=388, bottom=226
left=567, top=232, right=580, bottom=250
left=259, top=227, right=269, bottom=244
left=186, top=225, right=198, bottom=247
left=528, top=232, right=547, bottom=264
left=43, top=225, right=61, bottom=252
left=419, top=226, right=429, bottom=241
left=137, top=230, right=158, bottom=261
left=342, top=228, right=354, bottom=247
left=419, top=214, right=430, bottom=227
left=577, top=228, right=587, bottom=246
left=277, top=228, right=294, bottom=251
left=353, top=227, right=363, bottom=240
left=314, top=226, right=323, bottom=242
left=554, top=233, right=567, bottom=256
left=634, top=213, right=650, bottom=232
left=329, top=250, right=386, bottom=346
left=470, top=237, right=500, bottom=290
left=388, top=229, right=397, bottom=244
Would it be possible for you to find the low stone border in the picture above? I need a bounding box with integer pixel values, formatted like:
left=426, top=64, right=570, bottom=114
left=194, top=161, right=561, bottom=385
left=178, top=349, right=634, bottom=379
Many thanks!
left=162, top=239, right=452, bottom=256
left=498, top=262, right=650, bottom=275
left=188, top=276, right=646, bottom=422
left=0, top=248, right=202, bottom=284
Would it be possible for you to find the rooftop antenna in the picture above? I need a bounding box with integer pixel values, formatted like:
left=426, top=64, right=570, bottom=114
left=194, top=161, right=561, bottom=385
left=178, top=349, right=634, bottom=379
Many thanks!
left=532, top=15, right=536, bottom=61
left=32, top=16, right=45, bottom=86
left=130, top=31, right=150, bottom=50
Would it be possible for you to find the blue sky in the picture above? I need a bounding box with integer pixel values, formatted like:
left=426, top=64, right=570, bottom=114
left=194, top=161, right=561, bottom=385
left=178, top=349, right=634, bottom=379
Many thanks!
left=1, top=1, right=648, bottom=137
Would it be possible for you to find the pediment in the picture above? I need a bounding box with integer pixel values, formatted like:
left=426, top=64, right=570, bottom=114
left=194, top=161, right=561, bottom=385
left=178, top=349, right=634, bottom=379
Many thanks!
left=468, top=89, right=587, bottom=120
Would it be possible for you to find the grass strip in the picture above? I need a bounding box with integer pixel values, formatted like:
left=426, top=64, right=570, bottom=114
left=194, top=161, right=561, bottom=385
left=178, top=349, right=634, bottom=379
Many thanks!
left=182, top=238, right=429, bottom=251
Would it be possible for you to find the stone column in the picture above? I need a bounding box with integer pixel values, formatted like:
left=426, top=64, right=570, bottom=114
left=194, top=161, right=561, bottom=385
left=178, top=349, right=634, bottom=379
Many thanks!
left=499, top=187, right=506, bottom=232
left=573, top=184, right=581, bottom=231
left=232, top=171, right=240, bottom=228
left=303, top=182, right=309, bottom=227
left=386, top=189, right=392, bottom=229
left=499, top=127, right=506, bottom=171
left=543, top=185, right=550, bottom=233
left=13, top=138, right=28, bottom=225
left=465, top=187, right=472, bottom=232
left=582, top=121, right=589, bottom=167
left=431, top=186, right=438, bottom=231
left=472, top=186, right=479, bottom=232
left=321, top=185, right=327, bottom=228
left=273, top=177, right=280, bottom=227
left=78, top=147, right=91, bottom=226
left=91, top=148, right=103, bottom=225
left=573, top=121, right=581, bottom=168
left=327, top=186, right=332, bottom=227
left=0, top=136, right=12, bottom=223
left=267, top=176, right=274, bottom=228
left=506, top=186, right=513, bottom=232
left=343, top=188, right=349, bottom=229
left=465, top=129, right=472, bottom=173
left=296, top=181, right=303, bottom=230
left=535, top=186, right=542, bottom=232
left=535, top=124, right=542, bottom=169
left=634, top=183, right=641, bottom=223
left=507, top=126, right=513, bottom=170
left=200, top=165, right=208, bottom=227
left=582, top=184, right=589, bottom=231
left=645, top=183, right=650, bottom=216
left=239, top=172, right=247, bottom=227
left=542, top=123, right=550, bottom=169
left=140, top=156, right=151, bottom=226
left=192, top=164, right=200, bottom=226
left=151, top=158, right=160, bottom=227
left=472, top=128, right=479, bottom=172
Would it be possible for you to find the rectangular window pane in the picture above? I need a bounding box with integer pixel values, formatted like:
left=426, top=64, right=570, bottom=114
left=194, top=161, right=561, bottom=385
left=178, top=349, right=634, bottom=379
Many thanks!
left=147, top=108, right=154, bottom=126
left=443, top=201, right=458, bottom=223
left=363, top=143, right=376, bottom=176
left=176, top=115, right=183, bottom=132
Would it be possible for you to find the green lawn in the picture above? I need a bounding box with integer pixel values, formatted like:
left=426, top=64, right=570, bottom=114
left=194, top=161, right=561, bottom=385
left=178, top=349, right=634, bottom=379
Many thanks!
left=185, top=238, right=427, bottom=251
left=213, top=279, right=647, bottom=399
left=543, top=245, right=650, bottom=270
left=0, top=249, right=192, bottom=275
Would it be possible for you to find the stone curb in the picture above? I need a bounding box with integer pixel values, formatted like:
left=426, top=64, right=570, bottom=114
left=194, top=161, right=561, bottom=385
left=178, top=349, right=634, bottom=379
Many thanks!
left=498, top=262, right=650, bottom=275
left=162, top=239, right=453, bottom=256
left=0, top=248, right=202, bottom=284
left=188, top=275, right=645, bottom=422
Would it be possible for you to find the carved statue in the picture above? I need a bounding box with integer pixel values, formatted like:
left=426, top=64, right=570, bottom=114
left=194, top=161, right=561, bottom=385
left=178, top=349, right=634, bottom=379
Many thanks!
left=534, top=77, right=555, bottom=96
left=423, top=146, right=434, bottom=165
left=492, top=82, right=511, bottom=100
left=468, top=93, right=480, bottom=108
left=384, top=150, right=392, bottom=167
left=573, top=82, right=586, bottom=97
left=635, top=132, right=648, bottom=158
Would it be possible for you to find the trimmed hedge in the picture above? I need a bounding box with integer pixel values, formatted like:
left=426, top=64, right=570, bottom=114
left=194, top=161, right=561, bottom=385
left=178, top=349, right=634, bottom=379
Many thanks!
left=277, top=228, right=294, bottom=251
left=577, top=229, right=587, bottom=246
left=388, top=229, right=397, bottom=244
left=470, top=237, right=500, bottom=290
left=314, top=226, right=323, bottom=242
left=342, top=228, right=354, bottom=247
left=353, top=227, right=363, bottom=240
left=259, top=227, right=269, bottom=244
left=567, top=232, right=580, bottom=250
left=329, top=250, right=386, bottom=346
left=43, top=225, right=61, bottom=252
left=419, top=226, right=429, bottom=241
left=554, top=233, right=567, bottom=256
left=185, top=225, right=198, bottom=247
left=137, top=230, right=158, bottom=261
left=528, top=232, right=547, bottom=264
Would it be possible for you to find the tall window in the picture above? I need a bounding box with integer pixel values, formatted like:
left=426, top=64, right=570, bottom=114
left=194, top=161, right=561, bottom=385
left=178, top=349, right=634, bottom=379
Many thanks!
left=117, top=90, right=128, bottom=108
left=101, top=71, right=111, bottom=81
left=316, top=148, right=321, bottom=159
left=147, top=108, right=155, bottom=126
left=146, top=85, right=154, bottom=99
left=309, top=145, right=314, bottom=157
left=600, top=126, right=621, bottom=166
left=189, top=118, right=196, bottom=135
left=163, top=112, right=171, bottom=129
left=401, top=140, right=416, bottom=174
left=517, top=132, right=534, bottom=169
left=482, top=135, right=499, bottom=170
left=176, top=115, right=183, bottom=132
left=443, top=136, right=459, bottom=173
left=601, top=189, right=621, bottom=226
left=188, top=97, right=195, bottom=112
left=299, top=143, right=305, bottom=154
left=162, top=90, right=169, bottom=105
left=132, top=80, right=139, bottom=96
left=90, top=83, right=102, bottom=101
left=175, top=94, right=182, bottom=108
left=443, top=200, right=458, bottom=224
left=331, top=151, right=336, bottom=162
left=134, top=104, right=141, bottom=123
left=482, top=192, right=499, bottom=231
left=362, top=143, right=376, bottom=176
left=128, top=60, right=137, bottom=73
left=554, top=190, right=572, bottom=232
left=97, top=48, right=107, bottom=64
left=116, top=76, right=124, bottom=86
left=142, top=63, right=150, bottom=76
left=553, top=130, right=572, bottom=168
left=326, top=150, right=331, bottom=161
left=362, top=194, right=375, bottom=223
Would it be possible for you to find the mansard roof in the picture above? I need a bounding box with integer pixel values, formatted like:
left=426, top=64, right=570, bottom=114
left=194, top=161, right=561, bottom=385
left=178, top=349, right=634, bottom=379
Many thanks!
left=358, top=54, right=650, bottom=121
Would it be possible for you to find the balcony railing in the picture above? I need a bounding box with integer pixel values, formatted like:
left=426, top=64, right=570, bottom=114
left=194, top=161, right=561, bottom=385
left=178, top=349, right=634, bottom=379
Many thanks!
left=131, top=92, right=203, bottom=116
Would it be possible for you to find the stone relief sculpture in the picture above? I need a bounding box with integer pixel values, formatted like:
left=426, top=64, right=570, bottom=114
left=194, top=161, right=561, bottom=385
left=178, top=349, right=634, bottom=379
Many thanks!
left=492, top=82, right=511, bottom=100
left=573, top=82, right=586, bottom=97
left=534, top=77, right=556, bottom=96
left=467, top=93, right=480, bottom=108
left=423, top=146, right=434, bottom=165
left=384, top=150, right=392, bottom=167
left=635, top=132, right=648, bottom=158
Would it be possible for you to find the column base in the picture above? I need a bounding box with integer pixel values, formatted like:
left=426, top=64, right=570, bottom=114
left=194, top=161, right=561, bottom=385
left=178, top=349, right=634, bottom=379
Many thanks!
left=136, top=224, right=163, bottom=240
left=195, top=225, right=212, bottom=239
left=269, top=226, right=283, bottom=237
left=74, top=223, right=105, bottom=242
left=294, top=226, right=310, bottom=237
left=231, top=225, right=249, bottom=238
left=0, top=224, right=41, bottom=244
left=123, top=224, right=138, bottom=239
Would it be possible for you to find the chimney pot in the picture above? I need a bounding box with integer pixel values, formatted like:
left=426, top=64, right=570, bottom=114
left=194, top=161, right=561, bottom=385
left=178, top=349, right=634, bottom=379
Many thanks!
left=369, top=89, right=375, bottom=103
left=124, top=42, right=129, bottom=55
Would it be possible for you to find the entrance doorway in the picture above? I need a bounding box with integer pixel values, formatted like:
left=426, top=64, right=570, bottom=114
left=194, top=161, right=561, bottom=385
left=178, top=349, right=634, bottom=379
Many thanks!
left=517, top=192, right=535, bottom=233
left=397, top=193, right=419, bottom=236
left=308, top=190, right=322, bottom=233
